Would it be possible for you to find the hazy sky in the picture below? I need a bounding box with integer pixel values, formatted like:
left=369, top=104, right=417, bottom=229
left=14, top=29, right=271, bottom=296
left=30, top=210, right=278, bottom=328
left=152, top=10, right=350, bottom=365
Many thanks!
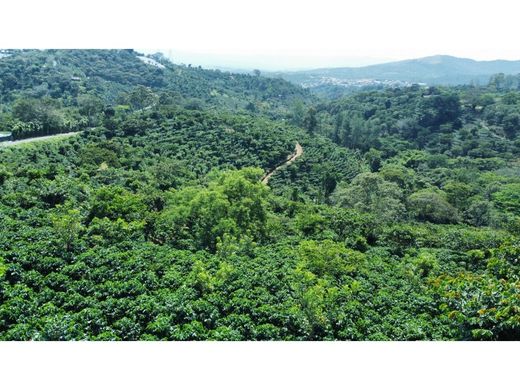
left=139, top=49, right=394, bottom=71
left=3, top=0, right=520, bottom=70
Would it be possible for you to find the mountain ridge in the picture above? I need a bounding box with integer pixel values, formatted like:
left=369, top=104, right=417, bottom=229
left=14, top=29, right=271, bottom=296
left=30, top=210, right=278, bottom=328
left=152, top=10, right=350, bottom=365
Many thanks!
left=268, top=54, right=520, bottom=95
left=297, top=55, right=520, bottom=72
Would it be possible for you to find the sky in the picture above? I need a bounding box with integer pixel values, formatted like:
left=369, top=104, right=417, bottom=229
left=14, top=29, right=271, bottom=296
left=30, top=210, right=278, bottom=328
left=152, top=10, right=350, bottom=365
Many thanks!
left=139, top=49, right=393, bottom=71
left=2, top=0, right=520, bottom=71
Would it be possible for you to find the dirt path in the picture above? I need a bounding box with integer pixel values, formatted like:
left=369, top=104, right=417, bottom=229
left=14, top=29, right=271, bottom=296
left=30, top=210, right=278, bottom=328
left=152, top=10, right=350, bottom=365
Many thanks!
left=261, top=142, right=303, bottom=185
left=0, top=131, right=80, bottom=147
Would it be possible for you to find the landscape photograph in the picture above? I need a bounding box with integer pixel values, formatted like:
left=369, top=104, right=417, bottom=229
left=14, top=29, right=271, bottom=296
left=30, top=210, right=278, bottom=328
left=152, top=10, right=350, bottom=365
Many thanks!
left=0, top=47, right=519, bottom=341
left=0, top=0, right=518, bottom=388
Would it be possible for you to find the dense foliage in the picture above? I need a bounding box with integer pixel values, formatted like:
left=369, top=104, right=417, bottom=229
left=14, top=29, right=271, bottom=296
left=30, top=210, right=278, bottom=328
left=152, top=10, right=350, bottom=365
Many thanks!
left=0, top=50, right=518, bottom=340
left=0, top=49, right=312, bottom=139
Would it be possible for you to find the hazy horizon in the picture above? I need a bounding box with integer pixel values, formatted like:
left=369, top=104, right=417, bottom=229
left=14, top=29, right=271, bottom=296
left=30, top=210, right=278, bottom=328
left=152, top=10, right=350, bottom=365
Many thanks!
left=140, top=49, right=520, bottom=72
left=140, top=49, right=395, bottom=71
left=4, top=0, right=519, bottom=72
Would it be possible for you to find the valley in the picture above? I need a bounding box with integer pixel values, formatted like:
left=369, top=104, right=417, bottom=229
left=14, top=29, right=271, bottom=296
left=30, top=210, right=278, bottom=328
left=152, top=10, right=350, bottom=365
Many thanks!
left=0, top=49, right=518, bottom=341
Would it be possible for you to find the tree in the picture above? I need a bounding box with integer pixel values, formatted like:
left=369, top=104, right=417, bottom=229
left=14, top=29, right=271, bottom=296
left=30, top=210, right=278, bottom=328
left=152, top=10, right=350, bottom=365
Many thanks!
left=245, top=101, right=257, bottom=112
left=416, top=91, right=461, bottom=129
left=411, top=250, right=439, bottom=278
left=502, top=112, right=520, bottom=139
left=408, top=189, right=459, bottom=224
left=52, top=208, right=83, bottom=252
left=298, top=239, right=364, bottom=282
left=152, top=160, right=194, bottom=190
left=332, top=172, right=405, bottom=223
left=154, top=168, right=269, bottom=252
left=77, top=94, right=103, bottom=126
left=290, top=100, right=306, bottom=127
left=379, top=164, right=416, bottom=193
left=88, top=186, right=147, bottom=223
left=443, top=181, right=474, bottom=210
left=365, top=148, right=382, bottom=172
left=125, top=86, right=158, bottom=110
left=303, top=107, right=318, bottom=135
left=492, top=183, right=520, bottom=214
left=12, top=98, right=39, bottom=122
left=464, top=199, right=496, bottom=227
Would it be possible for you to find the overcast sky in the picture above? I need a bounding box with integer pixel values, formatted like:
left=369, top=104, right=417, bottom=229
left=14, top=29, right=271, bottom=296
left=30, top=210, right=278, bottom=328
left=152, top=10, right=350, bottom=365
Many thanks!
left=2, top=0, right=520, bottom=70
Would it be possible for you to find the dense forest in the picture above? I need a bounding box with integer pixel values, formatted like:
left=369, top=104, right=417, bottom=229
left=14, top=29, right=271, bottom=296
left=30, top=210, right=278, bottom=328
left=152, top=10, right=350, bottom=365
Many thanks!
left=0, top=49, right=312, bottom=139
left=0, top=50, right=518, bottom=340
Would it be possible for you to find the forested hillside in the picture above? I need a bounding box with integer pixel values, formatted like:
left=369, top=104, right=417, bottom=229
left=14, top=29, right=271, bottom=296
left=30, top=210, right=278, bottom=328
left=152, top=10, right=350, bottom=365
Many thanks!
left=0, top=49, right=312, bottom=139
left=0, top=50, right=518, bottom=340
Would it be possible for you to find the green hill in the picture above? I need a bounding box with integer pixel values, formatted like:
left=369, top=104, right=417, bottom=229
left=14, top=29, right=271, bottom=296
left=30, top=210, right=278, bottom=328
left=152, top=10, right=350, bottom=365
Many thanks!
left=0, top=49, right=312, bottom=115
left=0, top=50, right=518, bottom=341
left=271, top=55, right=520, bottom=97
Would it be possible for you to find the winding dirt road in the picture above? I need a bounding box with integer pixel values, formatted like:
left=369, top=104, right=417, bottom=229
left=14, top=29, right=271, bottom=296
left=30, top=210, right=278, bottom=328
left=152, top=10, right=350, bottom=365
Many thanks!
left=261, top=142, right=303, bottom=185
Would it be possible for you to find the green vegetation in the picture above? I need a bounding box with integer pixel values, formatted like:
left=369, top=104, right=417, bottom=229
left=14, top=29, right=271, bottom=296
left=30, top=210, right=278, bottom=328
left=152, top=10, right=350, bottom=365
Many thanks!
left=0, top=49, right=312, bottom=139
left=271, top=55, right=520, bottom=98
left=0, top=50, right=518, bottom=340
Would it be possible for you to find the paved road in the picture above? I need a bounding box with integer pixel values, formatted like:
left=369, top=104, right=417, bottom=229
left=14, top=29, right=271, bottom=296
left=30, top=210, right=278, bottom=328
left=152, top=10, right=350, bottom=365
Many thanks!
left=0, top=132, right=80, bottom=147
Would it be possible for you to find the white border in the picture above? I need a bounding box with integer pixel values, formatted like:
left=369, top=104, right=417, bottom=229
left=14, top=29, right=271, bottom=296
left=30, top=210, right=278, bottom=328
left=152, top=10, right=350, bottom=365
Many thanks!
left=0, top=1, right=518, bottom=388
left=0, top=342, right=518, bottom=389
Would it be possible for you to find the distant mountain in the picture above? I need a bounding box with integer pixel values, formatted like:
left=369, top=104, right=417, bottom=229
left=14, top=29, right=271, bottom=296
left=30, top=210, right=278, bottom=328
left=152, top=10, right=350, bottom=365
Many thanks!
left=270, top=55, right=520, bottom=96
